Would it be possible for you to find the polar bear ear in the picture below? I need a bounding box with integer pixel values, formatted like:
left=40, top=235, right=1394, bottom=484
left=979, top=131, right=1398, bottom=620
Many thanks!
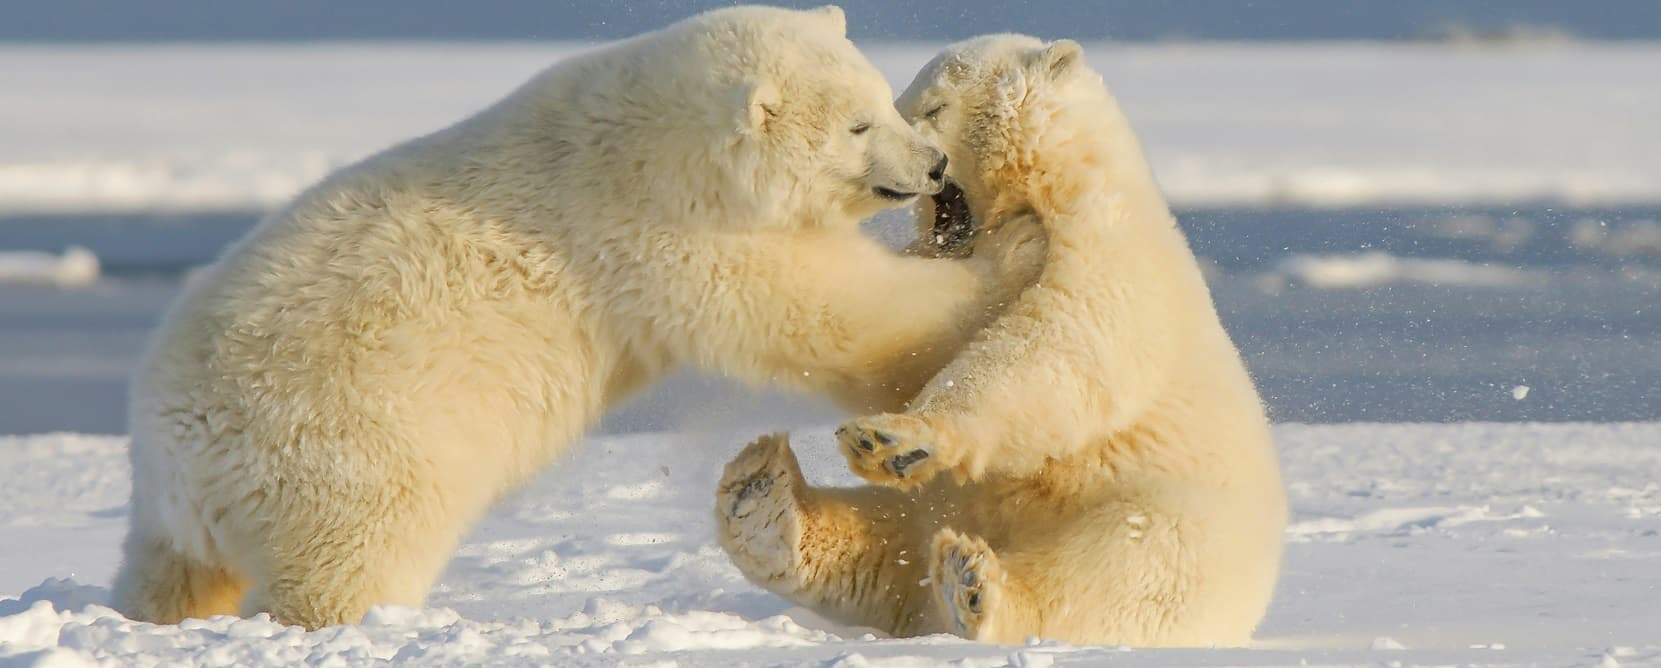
left=737, top=79, right=782, bottom=134
left=1030, top=39, right=1084, bottom=79
left=807, top=5, right=847, bottom=37
left=996, top=67, right=1029, bottom=112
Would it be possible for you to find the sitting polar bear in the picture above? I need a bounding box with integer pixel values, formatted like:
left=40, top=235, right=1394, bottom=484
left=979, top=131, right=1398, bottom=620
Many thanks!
left=715, top=35, right=1287, bottom=647
left=113, top=6, right=1035, bottom=630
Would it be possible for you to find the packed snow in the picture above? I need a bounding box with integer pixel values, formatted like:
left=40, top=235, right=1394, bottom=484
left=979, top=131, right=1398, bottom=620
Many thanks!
left=2, top=423, right=1659, bottom=666
left=2, top=42, right=1661, bottom=213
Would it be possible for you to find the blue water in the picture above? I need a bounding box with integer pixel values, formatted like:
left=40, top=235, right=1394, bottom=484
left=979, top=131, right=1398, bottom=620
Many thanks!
left=5, top=205, right=1659, bottom=279
left=6, top=1, right=1661, bottom=43
left=1, top=205, right=1656, bottom=435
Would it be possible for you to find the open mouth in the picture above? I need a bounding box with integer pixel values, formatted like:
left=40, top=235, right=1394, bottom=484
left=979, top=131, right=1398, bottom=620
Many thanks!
left=874, top=186, right=919, bottom=201
left=931, top=180, right=974, bottom=255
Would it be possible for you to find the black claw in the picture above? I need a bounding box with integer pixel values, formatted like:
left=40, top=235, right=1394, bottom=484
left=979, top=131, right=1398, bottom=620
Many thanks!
left=873, top=431, right=894, bottom=446
left=729, top=472, right=779, bottom=517
left=736, top=474, right=772, bottom=505
left=888, top=448, right=931, bottom=475
left=967, top=592, right=981, bottom=611
left=857, top=436, right=876, bottom=452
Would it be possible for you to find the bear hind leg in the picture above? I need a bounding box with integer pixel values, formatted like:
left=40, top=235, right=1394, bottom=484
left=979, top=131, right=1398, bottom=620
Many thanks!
left=242, top=526, right=460, bottom=629
left=238, top=482, right=469, bottom=630
left=715, top=432, right=936, bottom=635
left=715, top=433, right=808, bottom=589
left=112, top=531, right=247, bottom=624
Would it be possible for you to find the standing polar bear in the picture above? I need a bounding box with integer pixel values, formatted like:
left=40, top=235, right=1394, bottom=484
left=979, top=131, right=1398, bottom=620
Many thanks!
left=114, top=6, right=1033, bottom=630
left=716, top=35, right=1288, bottom=646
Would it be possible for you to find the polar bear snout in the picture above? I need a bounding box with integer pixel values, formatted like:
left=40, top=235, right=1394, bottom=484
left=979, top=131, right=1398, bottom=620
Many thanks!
left=927, top=154, right=949, bottom=185
left=871, top=143, right=948, bottom=201
left=917, top=147, right=948, bottom=194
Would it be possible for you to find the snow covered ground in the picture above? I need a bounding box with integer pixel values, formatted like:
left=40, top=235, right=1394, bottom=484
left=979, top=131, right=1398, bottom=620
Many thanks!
left=2, top=42, right=1660, bottom=212
left=4, top=422, right=1660, bottom=666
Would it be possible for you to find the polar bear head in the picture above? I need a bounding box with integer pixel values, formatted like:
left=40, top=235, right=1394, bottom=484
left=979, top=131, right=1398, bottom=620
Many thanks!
left=635, top=5, right=948, bottom=226
left=894, top=34, right=1108, bottom=251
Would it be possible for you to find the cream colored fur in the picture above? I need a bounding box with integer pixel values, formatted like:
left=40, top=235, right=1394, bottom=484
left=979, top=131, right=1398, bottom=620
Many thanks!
left=113, top=6, right=1032, bottom=630
left=716, top=35, right=1287, bottom=647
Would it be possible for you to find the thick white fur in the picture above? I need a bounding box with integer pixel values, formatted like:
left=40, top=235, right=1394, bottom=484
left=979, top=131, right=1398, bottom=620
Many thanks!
left=716, top=35, right=1287, bottom=646
left=112, top=6, right=1032, bottom=630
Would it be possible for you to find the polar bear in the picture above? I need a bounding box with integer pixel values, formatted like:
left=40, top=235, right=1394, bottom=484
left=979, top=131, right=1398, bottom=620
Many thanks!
left=112, top=7, right=1035, bottom=630
left=715, top=35, right=1288, bottom=647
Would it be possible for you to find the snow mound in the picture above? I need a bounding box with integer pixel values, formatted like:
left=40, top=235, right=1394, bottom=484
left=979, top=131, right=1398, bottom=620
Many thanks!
left=0, top=156, right=337, bottom=215
left=0, top=248, right=99, bottom=287
left=1569, top=219, right=1661, bottom=258
left=1266, top=252, right=1539, bottom=289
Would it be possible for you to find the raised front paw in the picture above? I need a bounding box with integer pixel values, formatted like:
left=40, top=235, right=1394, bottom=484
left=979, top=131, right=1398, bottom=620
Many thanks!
left=835, top=414, right=948, bottom=489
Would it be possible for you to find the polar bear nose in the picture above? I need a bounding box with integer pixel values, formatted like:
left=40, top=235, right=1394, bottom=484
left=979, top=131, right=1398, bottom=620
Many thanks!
left=928, top=154, right=949, bottom=184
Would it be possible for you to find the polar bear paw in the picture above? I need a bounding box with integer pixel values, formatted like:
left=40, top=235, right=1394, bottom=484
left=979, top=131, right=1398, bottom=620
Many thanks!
left=715, top=433, right=808, bottom=592
left=930, top=528, right=1002, bottom=640
left=836, top=413, right=949, bottom=488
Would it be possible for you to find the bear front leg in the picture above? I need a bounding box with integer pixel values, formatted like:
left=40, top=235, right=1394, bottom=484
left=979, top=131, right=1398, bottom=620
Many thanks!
left=714, top=433, right=940, bottom=635
left=835, top=413, right=964, bottom=489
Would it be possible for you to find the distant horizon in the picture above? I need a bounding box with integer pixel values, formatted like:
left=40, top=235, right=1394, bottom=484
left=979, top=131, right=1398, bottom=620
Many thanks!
left=7, top=0, right=1661, bottom=43
left=5, top=33, right=1656, bottom=47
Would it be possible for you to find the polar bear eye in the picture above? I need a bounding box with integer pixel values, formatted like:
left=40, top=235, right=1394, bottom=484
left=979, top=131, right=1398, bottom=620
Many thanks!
left=850, top=122, right=872, bottom=135
left=924, top=104, right=947, bottom=120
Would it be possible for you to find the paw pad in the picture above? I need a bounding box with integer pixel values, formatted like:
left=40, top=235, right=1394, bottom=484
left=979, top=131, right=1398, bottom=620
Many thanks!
left=714, top=434, right=808, bottom=589
left=930, top=530, right=1001, bottom=639
left=888, top=448, right=931, bottom=477
left=836, top=415, right=945, bottom=487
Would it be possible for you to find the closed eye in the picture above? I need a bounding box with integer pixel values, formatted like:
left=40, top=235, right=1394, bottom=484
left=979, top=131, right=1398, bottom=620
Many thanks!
left=923, top=104, right=946, bottom=120
left=851, top=122, right=872, bottom=135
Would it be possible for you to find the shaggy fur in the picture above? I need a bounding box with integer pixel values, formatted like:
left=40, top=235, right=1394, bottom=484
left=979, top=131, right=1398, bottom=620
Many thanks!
left=113, top=6, right=1032, bottom=630
left=716, top=35, right=1287, bottom=647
